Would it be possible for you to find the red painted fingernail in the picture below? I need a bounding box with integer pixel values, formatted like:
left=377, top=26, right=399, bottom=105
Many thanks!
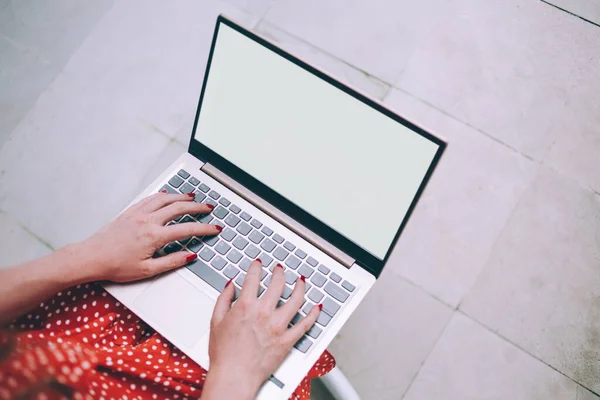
left=276, top=263, right=284, bottom=269
left=255, top=258, right=262, bottom=263
left=300, top=275, right=306, bottom=282
left=206, top=204, right=215, bottom=210
left=225, top=279, right=232, bottom=288
left=215, top=225, right=223, bottom=232
left=318, top=304, right=323, bottom=311
left=187, top=192, right=195, bottom=198
left=185, top=253, right=197, bottom=262
left=161, top=189, right=168, bottom=193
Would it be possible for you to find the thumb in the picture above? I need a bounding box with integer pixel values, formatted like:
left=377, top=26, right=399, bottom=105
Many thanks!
left=144, top=251, right=197, bottom=276
left=211, top=279, right=235, bottom=327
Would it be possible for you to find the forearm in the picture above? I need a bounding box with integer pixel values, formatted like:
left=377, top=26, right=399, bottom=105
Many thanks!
left=0, top=243, right=93, bottom=325
left=201, top=367, right=259, bottom=400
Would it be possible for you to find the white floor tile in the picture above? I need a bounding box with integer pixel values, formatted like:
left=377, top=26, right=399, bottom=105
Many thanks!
left=327, top=271, right=453, bottom=400
left=0, top=212, right=51, bottom=269
left=59, top=0, right=258, bottom=139
left=135, top=141, right=186, bottom=194
left=578, top=386, right=600, bottom=400
left=384, top=89, right=537, bottom=306
left=0, top=70, right=169, bottom=249
left=544, top=0, right=600, bottom=25
left=265, top=0, right=433, bottom=83
left=396, top=0, right=600, bottom=160
left=255, top=22, right=390, bottom=100
left=404, top=313, right=577, bottom=400
left=461, top=167, right=600, bottom=392
left=223, top=0, right=279, bottom=17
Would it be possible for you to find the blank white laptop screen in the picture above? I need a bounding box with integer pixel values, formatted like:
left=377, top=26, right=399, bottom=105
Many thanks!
left=194, top=23, right=440, bottom=259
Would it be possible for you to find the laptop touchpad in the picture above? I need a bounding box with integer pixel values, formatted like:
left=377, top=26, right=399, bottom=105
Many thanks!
left=134, top=271, right=214, bottom=349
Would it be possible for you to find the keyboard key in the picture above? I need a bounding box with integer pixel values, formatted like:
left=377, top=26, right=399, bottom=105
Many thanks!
left=235, top=273, right=246, bottom=287
left=179, top=182, right=195, bottom=194
left=225, top=214, right=241, bottom=228
left=310, top=273, right=327, bottom=288
left=250, top=219, right=263, bottom=229
left=239, top=258, right=251, bottom=272
left=324, top=282, right=349, bottom=303
left=285, top=271, right=298, bottom=285
left=227, top=249, right=243, bottom=264
left=233, top=236, right=249, bottom=250
left=240, top=212, right=252, bottom=221
left=290, top=312, right=303, bottom=325
left=168, top=175, right=184, bottom=188
left=164, top=242, right=182, bottom=254
left=285, top=255, right=301, bottom=270
left=263, top=275, right=272, bottom=287
left=258, top=286, right=265, bottom=297
left=273, top=247, right=289, bottom=261
left=203, top=235, right=219, bottom=246
left=307, top=325, right=322, bottom=339
left=159, top=184, right=178, bottom=194
left=188, top=176, right=200, bottom=186
left=294, top=336, right=312, bottom=353
left=208, top=190, right=220, bottom=200
left=305, top=282, right=312, bottom=294
left=342, top=281, right=355, bottom=292
left=204, top=198, right=218, bottom=208
left=244, top=244, right=260, bottom=259
left=230, top=204, right=241, bottom=214
left=318, top=265, right=330, bottom=275
left=219, top=197, right=231, bottom=207
left=268, top=375, right=284, bottom=389
left=306, top=257, right=318, bottom=267
left=260, top=238, right=276, bottom=252
left=302, top=303, right=315, bottom=315
left=220, top=228, right=236, bottom=242
left=330, top=273, right=342, bottom=283
left=213, top=206, right=229, bottom=219
left=272, top=234, right=284, bottom=244
left=258, top=252, right=273, bottom=268
left=181, top=216, right=195, bottom=224
left=249, top=230, right=265, bottom=244
left=316, top=310, right=331, bottom=327
left=283, top=241, right=296, bottom=252
left=322, top=297, right=341, bottom=317
left=193, top=191, right=207, bottom=203
left=198, top=214, right=213, bottom=224
left=260, top=269, right=268, bottom=280
left=215, top=241, right=231, bottom=255
left=281, top=286, right=293, bottom=300
left=187, top=260, right=228, bottom=293
left=261, top=226, right=274, bottom=236
left=211, top=256, right=227, bottom=270
left=223, top=265, right=240, bottom=279
left=198, top=183, right=210, bottom=193
left=177, top=169, right=190, bottom=179
left=308, top=289, right=324, bottom=303
left=295, top=249, right=307, bottom=259
left=178, top=237, right=192, bottom=246
left=236, top=222, right=252, bottom=235
left=187, top=238, right=203, bottom=253
left=298, top=264, right=314, bottom=278
left=199, top=247, right=215, bottom=261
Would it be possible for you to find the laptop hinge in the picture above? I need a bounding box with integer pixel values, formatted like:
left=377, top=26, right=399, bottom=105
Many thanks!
left=201, top=163, right=355, bottom=269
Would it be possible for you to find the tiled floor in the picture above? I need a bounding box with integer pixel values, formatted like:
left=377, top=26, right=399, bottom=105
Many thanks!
left=0, top=1, right=598, bottom=399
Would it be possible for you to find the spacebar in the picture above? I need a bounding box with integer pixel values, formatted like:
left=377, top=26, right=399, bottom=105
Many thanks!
left=186, top=260, right=228, bottom=293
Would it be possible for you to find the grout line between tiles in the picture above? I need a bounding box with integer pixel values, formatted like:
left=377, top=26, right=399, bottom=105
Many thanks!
left=0, top=210, right=55, bottom=251
left=540, top=0, right=600, bottom=28
left=458, top=309, right=600, bottom=397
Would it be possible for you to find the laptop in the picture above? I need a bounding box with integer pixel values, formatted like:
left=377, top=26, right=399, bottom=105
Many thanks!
left=105, top=15, right=446, bottom=400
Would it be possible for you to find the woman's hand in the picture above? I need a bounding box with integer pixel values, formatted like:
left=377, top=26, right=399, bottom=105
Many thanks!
left=202, top=260, right=321, bottom=399
left=77, top=191, right=221, bottom=283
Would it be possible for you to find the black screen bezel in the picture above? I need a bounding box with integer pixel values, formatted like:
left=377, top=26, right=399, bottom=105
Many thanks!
left=188, top=16, right=446, bottom=278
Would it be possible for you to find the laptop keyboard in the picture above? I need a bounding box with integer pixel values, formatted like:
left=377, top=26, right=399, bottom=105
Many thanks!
left=159, top=169, right=356, bottom=354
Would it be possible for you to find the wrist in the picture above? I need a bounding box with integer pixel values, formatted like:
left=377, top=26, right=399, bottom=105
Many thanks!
left=203, top=365, right=261, bottom=400
left=55, top=242, right=103, bottom=285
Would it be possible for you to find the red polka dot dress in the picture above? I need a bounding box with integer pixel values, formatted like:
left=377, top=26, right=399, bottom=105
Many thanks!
left=0, top=283, right=335, bottom=399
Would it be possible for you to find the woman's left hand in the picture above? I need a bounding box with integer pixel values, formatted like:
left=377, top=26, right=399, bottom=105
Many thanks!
left=75, top=191, right=221, bottom=283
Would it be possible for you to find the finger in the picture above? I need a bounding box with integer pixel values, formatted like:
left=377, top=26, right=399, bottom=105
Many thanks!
left=277, top=275, right=306, bottom=323
left=129, top=191, right=167, bottom=211
left=142, top=251, right=198, bottom=277
left=261, top=263, right=286, bottom=308
left=283, top=303, right=321, bottom=345
left=141, top=192, right=197, bottom=213
left=238, top=259, right=263, bottom=301
left=153, top=201, right=214, bottom=225
left=211, top=279, right=235, bottom=327
left=161, top=222, right=222, bottom=244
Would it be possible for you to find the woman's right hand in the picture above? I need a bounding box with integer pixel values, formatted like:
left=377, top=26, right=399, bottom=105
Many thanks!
left=202, top=260, right=321, bottom=400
